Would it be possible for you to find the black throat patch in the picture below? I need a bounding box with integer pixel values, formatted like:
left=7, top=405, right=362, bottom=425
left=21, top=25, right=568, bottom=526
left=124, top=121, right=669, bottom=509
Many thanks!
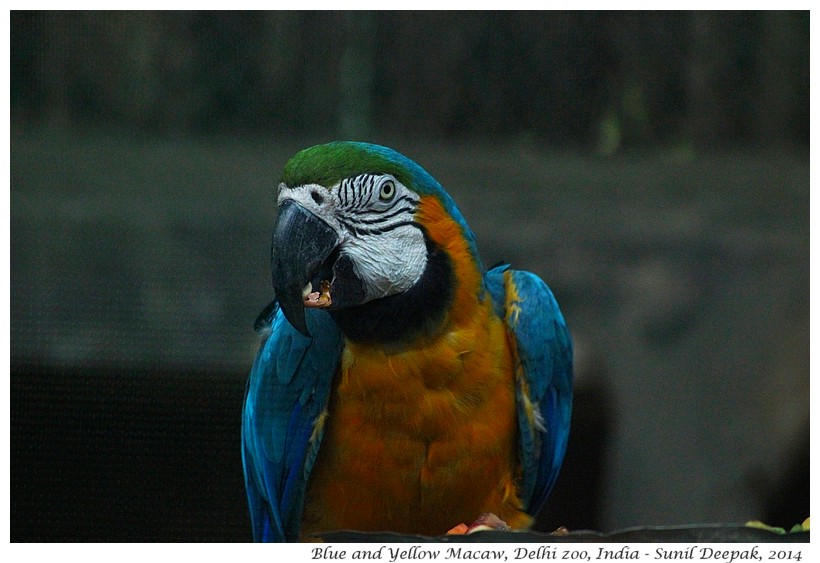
left=328, top=235, right=454, bottom=347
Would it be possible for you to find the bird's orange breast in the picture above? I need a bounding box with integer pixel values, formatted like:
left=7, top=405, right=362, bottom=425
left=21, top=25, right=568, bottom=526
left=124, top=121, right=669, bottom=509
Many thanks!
left=299, top=196, right=531, bottom=538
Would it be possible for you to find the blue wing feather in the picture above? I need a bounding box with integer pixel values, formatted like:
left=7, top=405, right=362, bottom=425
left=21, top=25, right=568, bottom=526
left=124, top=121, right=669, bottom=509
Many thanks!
left=485, top=263, right=573, bottom=517
left=241, top=302, right=343, bottom=542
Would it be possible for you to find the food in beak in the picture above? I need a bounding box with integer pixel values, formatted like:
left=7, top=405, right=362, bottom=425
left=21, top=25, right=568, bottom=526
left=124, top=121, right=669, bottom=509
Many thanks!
left=304, top=280, right=333, bottom=308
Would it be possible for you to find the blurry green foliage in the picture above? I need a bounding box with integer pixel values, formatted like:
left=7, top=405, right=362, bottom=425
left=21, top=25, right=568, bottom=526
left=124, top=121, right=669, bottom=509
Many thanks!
left=10, top=11, right=808, bottom=149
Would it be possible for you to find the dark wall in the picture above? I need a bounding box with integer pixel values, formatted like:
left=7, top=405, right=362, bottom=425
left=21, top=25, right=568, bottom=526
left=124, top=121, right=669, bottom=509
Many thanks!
left=11, top=365, right=249, bottom=542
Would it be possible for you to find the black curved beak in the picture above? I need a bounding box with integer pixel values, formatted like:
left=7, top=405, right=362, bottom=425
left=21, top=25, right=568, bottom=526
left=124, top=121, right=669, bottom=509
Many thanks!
left=271, top=199, right=341, bottom=336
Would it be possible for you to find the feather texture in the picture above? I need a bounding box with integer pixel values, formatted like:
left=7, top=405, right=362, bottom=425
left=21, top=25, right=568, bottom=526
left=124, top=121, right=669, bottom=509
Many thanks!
left=241, top=304, right=343, bottom=541
left=242, top=142, right=572, bottom=542
left=485, top=264, right=573, bottom=515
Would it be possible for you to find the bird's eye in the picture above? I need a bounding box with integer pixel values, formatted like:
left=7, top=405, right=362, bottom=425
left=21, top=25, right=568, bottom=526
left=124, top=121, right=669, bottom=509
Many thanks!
left=379, top=179, right=396, bottom=201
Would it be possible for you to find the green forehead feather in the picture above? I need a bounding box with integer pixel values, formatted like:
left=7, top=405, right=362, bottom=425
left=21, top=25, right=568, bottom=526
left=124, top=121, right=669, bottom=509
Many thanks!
left=280, top=140, right=484, bottom=268
left=281, top=141, right=420, bottom=190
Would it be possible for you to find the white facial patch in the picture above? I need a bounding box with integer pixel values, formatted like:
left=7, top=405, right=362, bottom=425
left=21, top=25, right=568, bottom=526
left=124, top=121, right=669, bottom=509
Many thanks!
left=341, top=224, right=427, bottom=302
left=278, top=175, right=427, bottom=304
left=277, top=182, right=345, bottom=233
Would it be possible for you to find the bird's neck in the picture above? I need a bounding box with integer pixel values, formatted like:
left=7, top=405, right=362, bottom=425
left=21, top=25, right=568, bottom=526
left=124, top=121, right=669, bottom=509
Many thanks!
left=328, top=234, right=454, bottom=348
left=329, top=194, right=485, bottom=349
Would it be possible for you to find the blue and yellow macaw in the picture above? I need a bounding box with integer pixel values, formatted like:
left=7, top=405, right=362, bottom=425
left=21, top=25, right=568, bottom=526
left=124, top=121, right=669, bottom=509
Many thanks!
left=241, top=142, right=573, bottom=542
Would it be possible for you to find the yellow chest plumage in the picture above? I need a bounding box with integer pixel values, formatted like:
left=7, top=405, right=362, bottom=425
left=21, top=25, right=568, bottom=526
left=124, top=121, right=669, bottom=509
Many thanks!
left=299, top=195, right=531, bottom=538
left=300, top=297, right=529, bottom=537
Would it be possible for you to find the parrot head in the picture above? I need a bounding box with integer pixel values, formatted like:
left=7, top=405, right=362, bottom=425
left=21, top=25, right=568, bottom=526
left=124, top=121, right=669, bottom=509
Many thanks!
left=271, top=141, right=480, bottom=344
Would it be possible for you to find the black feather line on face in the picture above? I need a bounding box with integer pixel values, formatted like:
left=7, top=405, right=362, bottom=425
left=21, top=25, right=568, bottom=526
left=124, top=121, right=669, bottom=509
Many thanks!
left=338, top=218, right=418, bottom=237
left=345, top=194, right=417, bottom=217
left=328, top=232, right=454, bottom=347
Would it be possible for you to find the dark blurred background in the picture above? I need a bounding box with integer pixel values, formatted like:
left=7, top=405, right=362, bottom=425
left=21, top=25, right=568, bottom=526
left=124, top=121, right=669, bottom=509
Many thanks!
left=10, top=11, right=809, bottom=541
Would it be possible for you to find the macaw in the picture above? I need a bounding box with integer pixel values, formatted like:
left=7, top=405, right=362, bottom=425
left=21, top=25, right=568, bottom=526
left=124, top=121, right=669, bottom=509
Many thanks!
left=241, top=142, right=573, bottom=542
